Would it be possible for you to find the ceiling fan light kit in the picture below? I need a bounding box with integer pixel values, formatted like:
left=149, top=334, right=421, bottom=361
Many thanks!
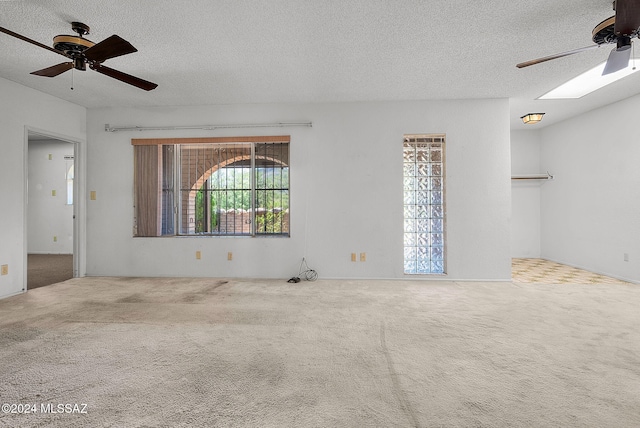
left=521, top=113, right=545, bottom=124
left=0, top=21, right=157, bottom=91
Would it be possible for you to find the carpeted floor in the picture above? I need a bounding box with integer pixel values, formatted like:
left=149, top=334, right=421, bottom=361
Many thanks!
left=0, top=276, right=638, bottom=427
left=27, top=254, right=73, bottom=290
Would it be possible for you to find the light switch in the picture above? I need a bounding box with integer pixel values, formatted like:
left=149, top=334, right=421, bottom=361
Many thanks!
left=90, top=191, right=96, bottom=200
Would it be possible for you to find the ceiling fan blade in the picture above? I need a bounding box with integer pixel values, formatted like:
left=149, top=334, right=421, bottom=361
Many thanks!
left=516, top=45, right=601, bottom=68
left=614, top=0, right=640, bottom=35
left=0, top=26, right=70, bottom=58
left=91, top=63, right=157, bottom=91
left=31, top=62, right=74, bottom=77
left=602, top=45, right=632, bottom=74
left=84, top=35, right=137, bottom=62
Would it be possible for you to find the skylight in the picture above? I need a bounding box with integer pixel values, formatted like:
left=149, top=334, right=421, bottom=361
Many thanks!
left=538, top=60, right=639, bottom=99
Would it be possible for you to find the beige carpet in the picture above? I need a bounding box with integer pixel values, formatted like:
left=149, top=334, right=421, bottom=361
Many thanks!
left=27, top=254, right=73, bottom=290
left=0, top=277, right=639, bottom=427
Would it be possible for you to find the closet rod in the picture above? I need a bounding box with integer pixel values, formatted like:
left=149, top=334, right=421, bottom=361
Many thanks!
left=511, top=172, right=553, bottom=180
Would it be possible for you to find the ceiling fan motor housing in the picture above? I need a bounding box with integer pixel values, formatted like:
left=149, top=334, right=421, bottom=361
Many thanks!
left=592, top=16, right=618, bottom=45
left=53, top=34, right=94, bottom=70
left=52, top=22, right=95, bottom=70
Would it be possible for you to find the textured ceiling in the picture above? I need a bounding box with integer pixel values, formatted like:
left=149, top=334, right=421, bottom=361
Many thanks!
left=1, top=0, right=639, bottom=129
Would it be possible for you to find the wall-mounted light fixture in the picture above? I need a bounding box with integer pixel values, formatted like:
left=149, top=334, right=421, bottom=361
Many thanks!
left=521, top=113, right=545, bottom=124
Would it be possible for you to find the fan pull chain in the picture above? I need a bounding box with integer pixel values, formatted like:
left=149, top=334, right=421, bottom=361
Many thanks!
left=70, top=67, right=74, bottom=90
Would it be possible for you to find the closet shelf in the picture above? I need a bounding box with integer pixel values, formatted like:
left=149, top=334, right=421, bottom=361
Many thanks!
left=511, top=172, right=553, bottom=181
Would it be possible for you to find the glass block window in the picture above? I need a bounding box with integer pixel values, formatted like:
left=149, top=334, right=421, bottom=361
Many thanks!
left=403, top=135, right=446, bottom=274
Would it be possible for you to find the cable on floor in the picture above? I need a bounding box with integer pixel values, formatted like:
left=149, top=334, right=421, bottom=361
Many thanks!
left=288, top=257, right=318, bottom=283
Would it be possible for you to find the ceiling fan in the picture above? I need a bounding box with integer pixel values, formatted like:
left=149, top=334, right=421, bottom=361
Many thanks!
left=0, top=21, right=157, bottom=90
left=517, top=0, right=640, bottom=75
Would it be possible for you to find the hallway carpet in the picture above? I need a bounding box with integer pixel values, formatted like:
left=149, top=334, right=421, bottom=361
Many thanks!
left=27, top=254, right=73, bottom=290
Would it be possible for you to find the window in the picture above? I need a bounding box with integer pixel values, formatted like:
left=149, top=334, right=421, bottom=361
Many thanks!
left=133, top=136, right=289, bottom=237
left=403, top=135, right=445, bottom=274
left=65, top=164, right=74, bottom=205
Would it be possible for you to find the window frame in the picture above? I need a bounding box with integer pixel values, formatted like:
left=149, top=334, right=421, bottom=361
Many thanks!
left=403, top=134, right=446, bottom=275
left=65, top=163, right=74, bottom=206
left=132, top=136, right=290, bottom=238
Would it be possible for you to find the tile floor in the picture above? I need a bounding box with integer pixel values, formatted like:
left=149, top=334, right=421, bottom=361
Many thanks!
left=511, top=258, right=629, bottom=284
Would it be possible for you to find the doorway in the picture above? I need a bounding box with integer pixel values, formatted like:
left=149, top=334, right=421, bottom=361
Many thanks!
left=27, top=132, right=77, bottom=289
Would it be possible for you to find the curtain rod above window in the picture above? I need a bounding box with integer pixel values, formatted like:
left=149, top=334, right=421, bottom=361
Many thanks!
left=131, top=135, right=291, bottom=145
left=105, top=122, right=312, bottom=133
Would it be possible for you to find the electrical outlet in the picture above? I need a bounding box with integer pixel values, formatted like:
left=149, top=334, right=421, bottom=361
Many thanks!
left=48, top=154, right=52, bottom=160
left=227, top=252, right=233, bottom=261
left=351, top=253, right=356, bottom=262
left=1, top=265, right=8, bottom=275
left=90, top=191, right=96, bottom=201
left=53, top=236, right=57, bottom=242
left=51, top=190, right=56, bottom=197
left=360, top=252, right=366, bottom=262
left=196, top=251, right=201, bottom=260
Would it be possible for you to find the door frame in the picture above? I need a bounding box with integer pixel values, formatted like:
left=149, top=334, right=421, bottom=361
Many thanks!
left=24, top=126, right=86, bottom=290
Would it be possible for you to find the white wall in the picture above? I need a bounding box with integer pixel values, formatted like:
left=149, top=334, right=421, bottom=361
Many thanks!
left=540, top=94, right=640, bottom=283
left=0, top=77, right=86, bottom=299
left=510, top=130, right=542, bottom=258
left=28, top=140, right=74, bottom=254
left=86, top=99, right=512, bottom=280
